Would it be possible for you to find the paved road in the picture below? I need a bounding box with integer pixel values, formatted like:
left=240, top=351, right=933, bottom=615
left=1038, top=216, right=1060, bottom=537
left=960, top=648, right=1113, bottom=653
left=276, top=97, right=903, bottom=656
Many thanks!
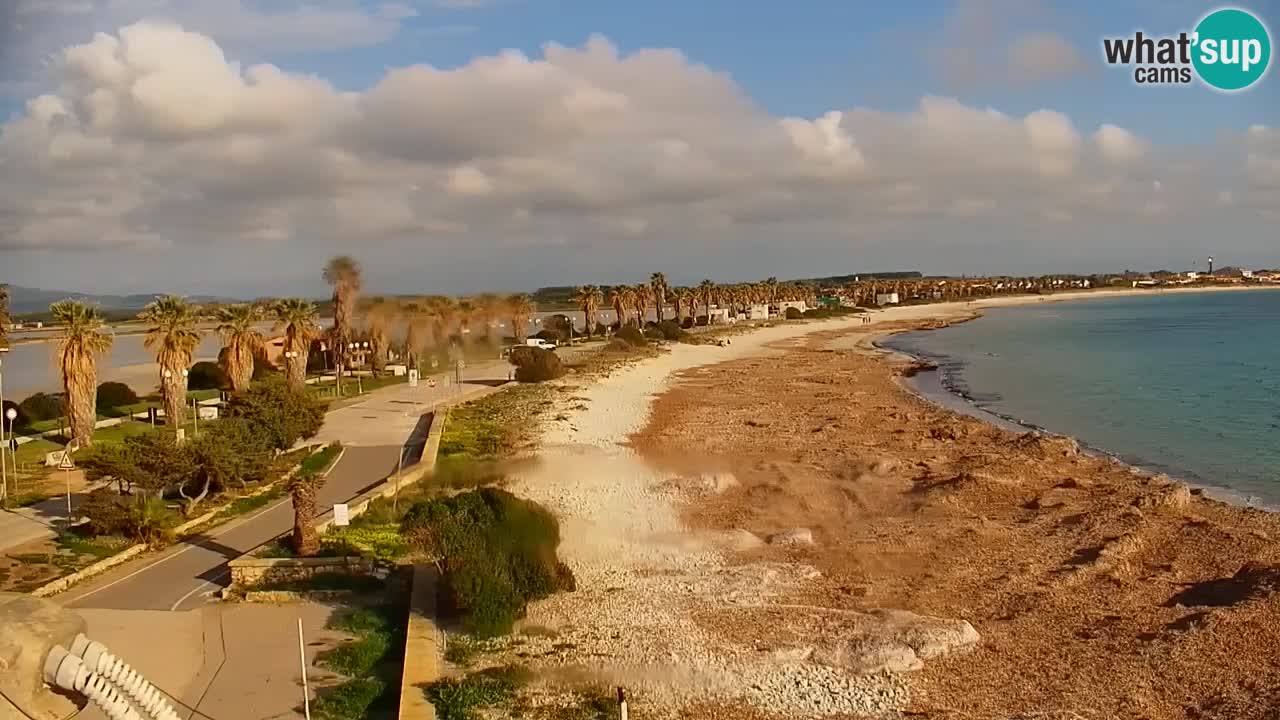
left=59, top=368, right=515, bottom=612
left=60, top=444, right=401, bottom=611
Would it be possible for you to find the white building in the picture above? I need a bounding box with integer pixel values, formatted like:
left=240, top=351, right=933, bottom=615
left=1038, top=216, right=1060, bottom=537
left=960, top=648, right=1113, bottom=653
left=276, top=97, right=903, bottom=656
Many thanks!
left=777, top=300, right=808, bottom=315
left=747, top=304, right=769, bottom=320
left=707, top=307, right=733, bottom=325
left=875, top=292, right=900, bottom=306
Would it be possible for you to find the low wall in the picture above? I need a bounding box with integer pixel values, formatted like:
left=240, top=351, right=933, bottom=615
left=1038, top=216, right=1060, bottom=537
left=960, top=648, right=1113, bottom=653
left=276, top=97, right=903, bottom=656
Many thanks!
left=227, top=555, right=376, bottom=589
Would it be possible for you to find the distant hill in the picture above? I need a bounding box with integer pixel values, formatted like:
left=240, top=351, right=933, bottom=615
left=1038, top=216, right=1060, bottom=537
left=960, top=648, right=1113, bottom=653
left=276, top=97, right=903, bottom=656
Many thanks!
left=2, top=284, right=241, bottom=315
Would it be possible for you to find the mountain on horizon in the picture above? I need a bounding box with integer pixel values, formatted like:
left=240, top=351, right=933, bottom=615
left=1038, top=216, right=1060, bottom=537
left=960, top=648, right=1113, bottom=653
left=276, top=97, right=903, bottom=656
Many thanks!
left=2, top=284, right=242, bottom=315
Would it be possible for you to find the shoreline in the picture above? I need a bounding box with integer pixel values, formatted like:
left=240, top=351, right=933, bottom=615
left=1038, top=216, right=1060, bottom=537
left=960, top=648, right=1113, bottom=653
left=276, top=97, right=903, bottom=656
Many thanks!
left=623, top=317, right=1280, bottom=719
left=867, top=303, right=1278, bottom=512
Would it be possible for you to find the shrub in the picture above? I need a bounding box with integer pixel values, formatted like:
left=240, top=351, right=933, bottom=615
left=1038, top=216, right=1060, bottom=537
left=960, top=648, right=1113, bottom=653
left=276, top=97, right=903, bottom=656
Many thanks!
left=313, top=678, right=386, bottom=720
left=426, top=666, right=531, bottom=720
left=656, top=320, right=686, bottom=341
left=19, top=392, right=63, bottom=422
left=401, top=488, right=574, bottom=638
left=613, top=325, right=646, bottom=347
left=225, top=376, right=325, bottom=451
left=784, top=306, right=803, bottom=320
left=604, top=338, right=632, bottom=352
left=187, top=361, right=228, bottom=391
left=803, top=308, right=832, bottom=319
left=541, top=314, right=574, bottom=342
left=96, top=382, right=140, bottom=410
left=80, top=490, right=177, bottom=545
left=644, top=327, right=664, bottom=341
left=507, top=346, right=564, bottom=383
left=681, top=317, right=695, bottom=329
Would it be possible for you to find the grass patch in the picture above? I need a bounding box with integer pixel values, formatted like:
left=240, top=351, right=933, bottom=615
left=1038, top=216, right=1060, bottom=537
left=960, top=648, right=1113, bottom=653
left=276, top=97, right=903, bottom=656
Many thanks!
left=443, top=634, right=491, bottom=667
left=425, top=666, right=532, bottom=720
left=55, top=533, right=131, bottom=559
left=298, top=443, right=344, bottom=478
left=211, top=486, right=284, bottom=521
left=311, top=604, right=404, bottom=720
left=323, top=523, right=410, bottom=562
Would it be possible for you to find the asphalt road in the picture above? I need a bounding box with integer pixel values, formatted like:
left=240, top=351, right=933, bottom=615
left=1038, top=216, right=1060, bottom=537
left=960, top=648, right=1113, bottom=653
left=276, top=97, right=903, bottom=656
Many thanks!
left=61, top=445, right=401, bottom=611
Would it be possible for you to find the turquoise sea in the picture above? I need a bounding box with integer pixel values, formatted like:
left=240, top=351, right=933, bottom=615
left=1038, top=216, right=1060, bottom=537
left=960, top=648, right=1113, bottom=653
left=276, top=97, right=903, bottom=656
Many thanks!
left=883, top=290, right=1280, bottom=507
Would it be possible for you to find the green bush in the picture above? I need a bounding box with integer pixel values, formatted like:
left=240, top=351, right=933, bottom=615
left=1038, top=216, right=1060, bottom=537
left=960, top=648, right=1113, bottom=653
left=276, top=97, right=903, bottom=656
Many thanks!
left=96, top=382, right=140, bottom=410
left=802, top=308, right=832, bottom=319
left=613, top=325, right=646, bottom=347
left=401, top=488, right=574, bottom=638
left=225, top=376, right=325, bottom=451
left=604, top=338, right=633, bottom=352
left=187, top=361, right=228, bottom=391
left=655, top=320, right=686, bottom=340
left=643, top=327, right=664, bottom=340
left=79, top=491, right=177, bottom=545
left=784, top=306, right=803, bottom=320
left=19, top=392, right=63, bottom=422
left=508, top=346, right=564, bottom=383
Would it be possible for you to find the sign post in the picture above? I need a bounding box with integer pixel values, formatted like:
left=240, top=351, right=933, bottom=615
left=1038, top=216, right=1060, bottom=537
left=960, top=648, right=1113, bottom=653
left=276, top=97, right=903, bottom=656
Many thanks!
left=332, top=503, right=350, bottom=527
left=58, top=451, right=76, bottom=521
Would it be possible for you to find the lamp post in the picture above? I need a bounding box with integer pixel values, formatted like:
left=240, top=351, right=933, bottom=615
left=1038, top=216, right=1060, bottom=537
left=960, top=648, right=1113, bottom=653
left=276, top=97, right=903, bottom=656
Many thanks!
left=0, top=347, right=9, bottom=504
left=3, top=408, right=15, bottom=504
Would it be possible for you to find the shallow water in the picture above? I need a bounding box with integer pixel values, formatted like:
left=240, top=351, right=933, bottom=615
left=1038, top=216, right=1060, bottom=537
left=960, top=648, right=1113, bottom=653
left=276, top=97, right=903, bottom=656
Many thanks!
left=884, top=290, right=1280, bottom=505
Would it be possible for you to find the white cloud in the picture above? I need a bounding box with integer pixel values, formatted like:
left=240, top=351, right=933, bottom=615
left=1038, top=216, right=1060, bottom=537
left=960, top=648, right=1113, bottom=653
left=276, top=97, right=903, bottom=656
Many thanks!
left=0, top=22, right=1273, bottom=288
left=1009, top=32, right=1088, bottom=83
left=1093, top=124, right=1147, bottom=165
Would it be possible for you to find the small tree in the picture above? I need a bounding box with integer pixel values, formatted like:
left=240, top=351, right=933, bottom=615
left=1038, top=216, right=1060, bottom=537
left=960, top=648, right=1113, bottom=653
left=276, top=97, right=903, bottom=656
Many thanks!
left=96, top=382, right=140, bottom=410
left=508, top=347, right=565, bottom=383
left=187, top=361, right=228, bottom=391
left=182, top=419, right=270, bottom=515
left=225, top=376, right=325, bottom=452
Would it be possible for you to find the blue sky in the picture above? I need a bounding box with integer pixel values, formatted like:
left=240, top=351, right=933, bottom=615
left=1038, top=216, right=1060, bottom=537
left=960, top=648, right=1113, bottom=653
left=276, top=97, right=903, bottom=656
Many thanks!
left=0, top=0, right=1276, bottom=296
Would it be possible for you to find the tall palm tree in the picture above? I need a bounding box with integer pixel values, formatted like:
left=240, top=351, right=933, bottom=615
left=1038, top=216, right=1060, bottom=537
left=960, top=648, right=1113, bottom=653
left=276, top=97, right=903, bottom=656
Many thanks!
left=649, top=272, right=668, bottom=323
left=576, top=285, right=602, bottom=337
left=362, top=296, right=394, bottom=373
left=423, top=296, right=457, bottom=348
left=51, top=301, right=113, bottom=449
left=506, top=294, right=535, bottom=342
left=698, top=279, right=716, bottom=320
left=289, top=470, right=321, bottom=556
left=0, top=284, right=9, bottom=350
left=632, top=284, right=651, bottom=326
left=216, top=304, right=263, bottom=392
left=273, top=298, right=320, bottom=388
left=455, top=298, right=476, bottom=344
left=322, top=255, right=362, bottom=375
left=140, top=296, right=202, bottom=432
left=607, top=287, right=627, bottom=328
left=474, top=292, right=501, bottom=345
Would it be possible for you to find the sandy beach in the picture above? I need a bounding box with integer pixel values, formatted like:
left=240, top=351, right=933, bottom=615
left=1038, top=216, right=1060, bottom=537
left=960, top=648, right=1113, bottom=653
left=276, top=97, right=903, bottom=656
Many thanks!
left=487, top=290, right=1280, bottom=719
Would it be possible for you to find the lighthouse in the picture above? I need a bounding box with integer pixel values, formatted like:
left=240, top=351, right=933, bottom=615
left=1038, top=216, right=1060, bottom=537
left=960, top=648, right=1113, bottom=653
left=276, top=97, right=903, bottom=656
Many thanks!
left=1208, top=256, right=1214, bottom=275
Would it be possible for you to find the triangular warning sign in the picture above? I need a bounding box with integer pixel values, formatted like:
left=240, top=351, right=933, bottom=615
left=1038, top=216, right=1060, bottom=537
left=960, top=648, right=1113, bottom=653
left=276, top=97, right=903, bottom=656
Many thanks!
left=58, top=452, right=75, bottom=471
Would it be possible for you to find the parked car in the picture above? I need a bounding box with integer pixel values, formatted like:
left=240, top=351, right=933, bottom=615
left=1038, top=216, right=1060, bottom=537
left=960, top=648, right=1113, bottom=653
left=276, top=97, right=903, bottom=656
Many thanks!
left=524, top=338, right=557, bottom=350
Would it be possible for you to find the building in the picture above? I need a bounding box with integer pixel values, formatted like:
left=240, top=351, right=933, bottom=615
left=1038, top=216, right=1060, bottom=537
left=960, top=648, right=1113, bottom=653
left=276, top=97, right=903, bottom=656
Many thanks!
left=707, top=307, right=733, bottom=324
left=747, top=304, right=769, bottom=320
left=777, top=300, right=808, bottom=315
left=875, top=292, right=900, bottom=306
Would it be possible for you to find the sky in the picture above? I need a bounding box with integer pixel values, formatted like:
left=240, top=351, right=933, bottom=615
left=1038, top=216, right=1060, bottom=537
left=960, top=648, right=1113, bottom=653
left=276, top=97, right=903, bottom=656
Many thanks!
left=0, top=0, right=1276, bottom=298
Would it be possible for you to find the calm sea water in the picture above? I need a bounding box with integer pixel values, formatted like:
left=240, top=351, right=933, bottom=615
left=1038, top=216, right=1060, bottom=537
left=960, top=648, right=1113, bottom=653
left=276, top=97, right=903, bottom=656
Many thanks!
left=885, top=290, right=1280, bottom=506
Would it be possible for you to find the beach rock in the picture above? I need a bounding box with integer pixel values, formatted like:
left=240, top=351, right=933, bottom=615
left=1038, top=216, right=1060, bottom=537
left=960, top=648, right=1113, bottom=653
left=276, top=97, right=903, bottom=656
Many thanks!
left=768, top=528, right=815, bottom=547
left=695, top=472, right=739, bottom=494
left=1134, top=484, right=1192, bottom=512
left=722, top=529, right=765, bottom=552
left=812, top=609, right=980, bottom=674
left=769, top=645, right=816, bottom=663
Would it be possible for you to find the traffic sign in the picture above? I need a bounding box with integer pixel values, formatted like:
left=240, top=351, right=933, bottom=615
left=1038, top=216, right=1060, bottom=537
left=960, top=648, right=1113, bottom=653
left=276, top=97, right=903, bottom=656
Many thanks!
left=57, top=452, right=75, bottom=471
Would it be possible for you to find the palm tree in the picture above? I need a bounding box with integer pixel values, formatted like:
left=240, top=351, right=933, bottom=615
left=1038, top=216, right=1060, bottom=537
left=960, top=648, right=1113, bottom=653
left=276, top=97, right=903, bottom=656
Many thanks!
left=273, top=298, right=320, bottom=388
left=576, top=286, right=602, bottom=337
left=362, top=296, right=395, bottom=373
left=473, top=293, right=502, bottom=345
left=698, top=279, right=716, bottom=320
left=423, top=296, right=457, bottom=348
left=455, top=298, right=477, bottom=344
left=289, top=470, right=321, bottom=556
left=506, top=294, right=535, bottom=342
left=52, top=301, right=113, bottom=449
left=0, top=284, right=9, bottom=350
left=649, top=272, right=668, bottom=323
left=322, top=255, right=362, bottom=375
left=140, top=296, right=202, bottom=432
left=607, top=287, right=627, bottom=328
left=216, top=304, right=263, bottom=392
left=632, top=284, right=651, bottom=326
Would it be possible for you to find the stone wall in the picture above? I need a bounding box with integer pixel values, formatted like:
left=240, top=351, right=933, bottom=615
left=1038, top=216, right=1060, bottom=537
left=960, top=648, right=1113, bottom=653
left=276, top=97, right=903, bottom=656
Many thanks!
left=227, top=555, right=375, bottom=590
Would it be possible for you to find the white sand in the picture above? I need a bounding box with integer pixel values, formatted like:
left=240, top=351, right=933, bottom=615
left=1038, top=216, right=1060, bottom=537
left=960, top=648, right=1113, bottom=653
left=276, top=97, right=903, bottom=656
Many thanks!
left=507, top=317, right=910, bottom=718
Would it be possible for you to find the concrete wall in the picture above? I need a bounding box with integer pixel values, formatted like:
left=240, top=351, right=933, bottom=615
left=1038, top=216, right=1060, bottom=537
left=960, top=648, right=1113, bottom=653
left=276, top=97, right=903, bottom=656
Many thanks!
left=227, top=556, right=377, bottom=589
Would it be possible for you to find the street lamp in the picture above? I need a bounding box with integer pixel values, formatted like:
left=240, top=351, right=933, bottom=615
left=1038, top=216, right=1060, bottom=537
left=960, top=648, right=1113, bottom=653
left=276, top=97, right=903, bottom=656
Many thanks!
left=0, top=347, right=9, bottom=504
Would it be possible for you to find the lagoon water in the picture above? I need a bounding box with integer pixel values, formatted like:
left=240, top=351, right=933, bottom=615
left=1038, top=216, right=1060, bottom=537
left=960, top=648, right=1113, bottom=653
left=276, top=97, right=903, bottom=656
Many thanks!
left=885, top=290, right=1280, bottom=506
